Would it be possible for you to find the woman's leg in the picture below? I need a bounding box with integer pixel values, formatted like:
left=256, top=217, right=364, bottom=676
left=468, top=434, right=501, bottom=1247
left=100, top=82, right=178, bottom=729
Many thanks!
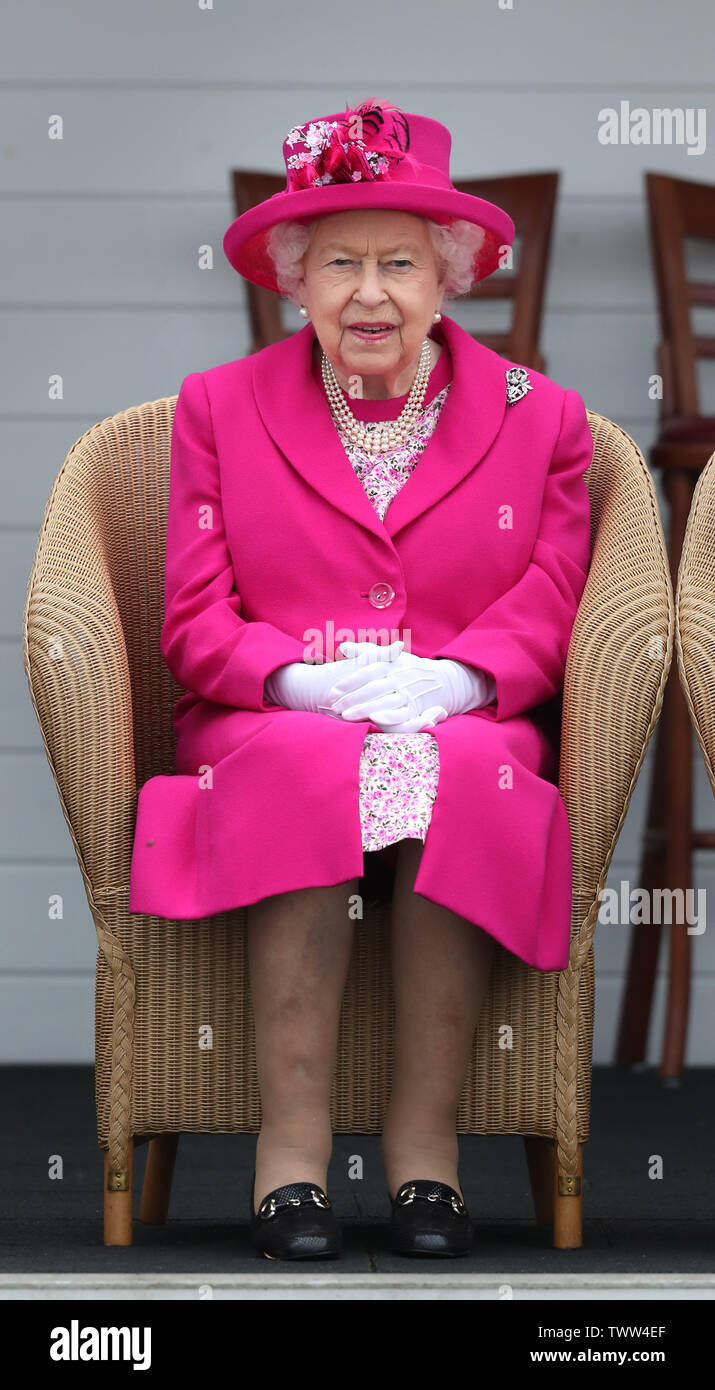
left=382, top=836, right=497, bottom=1200
left=246, top=877, right=359, bottom=1211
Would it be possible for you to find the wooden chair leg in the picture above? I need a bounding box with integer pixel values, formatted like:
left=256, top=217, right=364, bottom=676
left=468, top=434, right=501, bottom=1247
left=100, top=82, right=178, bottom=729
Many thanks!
left=524, top=1137, right=583, bottom=1247
left=553, top=1142, right=583, bottom=1250
left=140, top=1134, right=180, bottom=1224
left=104, top=1140, right=134, bottom=1246
left=523, top=1135, right=555, bottom=1224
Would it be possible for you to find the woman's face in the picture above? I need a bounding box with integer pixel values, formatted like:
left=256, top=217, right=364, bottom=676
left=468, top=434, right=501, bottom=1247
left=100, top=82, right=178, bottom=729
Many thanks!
left=296, top=209, right=446, bottom=391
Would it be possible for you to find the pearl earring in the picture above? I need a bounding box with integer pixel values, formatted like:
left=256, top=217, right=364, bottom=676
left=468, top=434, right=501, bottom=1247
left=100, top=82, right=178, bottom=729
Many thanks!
left=299, top=306, right=309, bottom=318
left=433, top=311, right=442, bottom=322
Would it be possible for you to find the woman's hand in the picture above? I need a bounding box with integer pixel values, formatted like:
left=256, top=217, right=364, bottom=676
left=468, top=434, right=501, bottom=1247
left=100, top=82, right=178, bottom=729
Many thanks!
left=264, top=640, right=406, bottom=715
left=317, top=640, right=446, bottom=732
left=328, top=641, right=493, bottom=732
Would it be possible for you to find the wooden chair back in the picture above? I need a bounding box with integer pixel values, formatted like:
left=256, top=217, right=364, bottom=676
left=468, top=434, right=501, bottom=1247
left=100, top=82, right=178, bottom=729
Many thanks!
left=452, top=170, right=559, bottom=369
left=231, top=171, right=291, bottom=353
left=646, top=171, right=715, bottom=423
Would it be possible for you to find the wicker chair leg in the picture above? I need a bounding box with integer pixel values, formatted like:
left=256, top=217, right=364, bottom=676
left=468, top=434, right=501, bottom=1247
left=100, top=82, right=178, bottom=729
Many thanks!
left=552, top=1141, right=583, bottom=1249
left=523, top=1135, right=555, bottom=1223
left=139, top=1134, right=180, bottom=1224
left=104, top=1141, right=134, bottom=1246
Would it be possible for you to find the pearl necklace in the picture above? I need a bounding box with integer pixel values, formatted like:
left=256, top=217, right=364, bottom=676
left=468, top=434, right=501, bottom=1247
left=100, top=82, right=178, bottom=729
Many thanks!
left=321, top=338, right=433, bottom=455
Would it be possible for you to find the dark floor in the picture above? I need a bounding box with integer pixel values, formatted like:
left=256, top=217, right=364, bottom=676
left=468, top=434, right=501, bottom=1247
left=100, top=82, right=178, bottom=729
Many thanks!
left=1, top=1066, right=713, bottom=1273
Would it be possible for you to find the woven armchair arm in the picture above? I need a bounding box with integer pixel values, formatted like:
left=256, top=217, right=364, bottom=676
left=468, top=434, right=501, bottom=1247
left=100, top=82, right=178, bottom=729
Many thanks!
left=559, top=412, right=673, bottom=931
left=676, top=449, right=715, bottom=795
left=23, top=425, right=137, bottom=899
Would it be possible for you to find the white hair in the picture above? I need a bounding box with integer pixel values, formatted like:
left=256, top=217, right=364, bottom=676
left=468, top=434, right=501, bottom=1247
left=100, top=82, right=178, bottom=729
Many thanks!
left=265, top=215, right=487, bottom=306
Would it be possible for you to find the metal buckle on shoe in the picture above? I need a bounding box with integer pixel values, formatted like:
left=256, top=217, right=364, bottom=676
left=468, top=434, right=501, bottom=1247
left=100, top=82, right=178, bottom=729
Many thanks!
left=259, top=1188, right=330, bottom=1219
left=427, top=1189, right=465, bottom=1213
left=396, top=1182, right=465, bottom=1214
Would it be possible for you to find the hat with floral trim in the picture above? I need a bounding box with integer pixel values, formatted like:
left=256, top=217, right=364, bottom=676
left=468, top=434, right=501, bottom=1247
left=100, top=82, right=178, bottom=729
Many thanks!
left=223, top=98, right=514, bottom=294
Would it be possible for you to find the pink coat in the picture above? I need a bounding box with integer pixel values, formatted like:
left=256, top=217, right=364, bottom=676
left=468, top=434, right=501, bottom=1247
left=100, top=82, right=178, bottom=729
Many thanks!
left=129, top=313, right=593, bottom=970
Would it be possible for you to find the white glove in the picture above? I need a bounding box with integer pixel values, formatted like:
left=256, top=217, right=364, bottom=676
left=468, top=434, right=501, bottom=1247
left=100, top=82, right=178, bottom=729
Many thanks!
left=264, top=640, right=406, bottom=715
left=329, top=641, right=496, bottom=733
left=311, top=639, right=445, bottom=732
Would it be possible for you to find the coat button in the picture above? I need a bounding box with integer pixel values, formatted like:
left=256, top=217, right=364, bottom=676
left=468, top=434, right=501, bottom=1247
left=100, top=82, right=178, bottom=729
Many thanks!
left=368, top=581, right=395, bottom=608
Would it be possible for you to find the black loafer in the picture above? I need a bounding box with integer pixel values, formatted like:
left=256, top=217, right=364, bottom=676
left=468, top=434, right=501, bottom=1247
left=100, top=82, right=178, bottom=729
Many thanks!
left=249, top=1172, right=342, bottom=1260
left=389, top=1179, right=474, bottom=1257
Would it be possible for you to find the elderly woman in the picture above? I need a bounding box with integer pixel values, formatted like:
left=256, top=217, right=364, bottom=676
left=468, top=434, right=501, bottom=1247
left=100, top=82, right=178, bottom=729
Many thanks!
left=129, top=99, right=593, bottom=1261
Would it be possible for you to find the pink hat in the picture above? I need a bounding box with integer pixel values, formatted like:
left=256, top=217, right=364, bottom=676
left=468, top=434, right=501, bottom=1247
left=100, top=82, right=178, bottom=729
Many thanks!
left=223, top=98, right=515, bottom=294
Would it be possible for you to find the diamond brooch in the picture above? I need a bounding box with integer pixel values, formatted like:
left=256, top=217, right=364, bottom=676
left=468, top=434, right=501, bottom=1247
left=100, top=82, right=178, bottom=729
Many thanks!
left=505, top=366, right=533, bottom=405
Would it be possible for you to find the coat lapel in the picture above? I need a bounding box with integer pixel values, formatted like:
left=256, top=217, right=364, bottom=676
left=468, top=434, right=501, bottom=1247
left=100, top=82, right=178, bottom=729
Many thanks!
left=251, top=312, right=508, bottom=542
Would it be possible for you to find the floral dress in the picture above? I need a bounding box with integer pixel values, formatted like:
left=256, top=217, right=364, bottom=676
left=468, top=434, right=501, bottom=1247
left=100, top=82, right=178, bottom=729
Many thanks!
left=314, top=341, right=452, bottom=853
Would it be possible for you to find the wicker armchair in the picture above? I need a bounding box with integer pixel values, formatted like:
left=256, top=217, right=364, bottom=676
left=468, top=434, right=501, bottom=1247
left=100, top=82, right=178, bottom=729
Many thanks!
left=675, top=450, right=715, bottom=797
left=22, top=400, right=672, bottom=1249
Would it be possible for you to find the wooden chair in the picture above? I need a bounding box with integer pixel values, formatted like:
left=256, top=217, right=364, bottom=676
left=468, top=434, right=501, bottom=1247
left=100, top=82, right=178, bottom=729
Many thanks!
left=450, top=171, right=559, bottom=370
left=615, top=172, right=715, bottom=1079
left=231, top=169, right=559, bottom=367
left=23, top=400, right=672, bottom=1250
left=230, top=172, right=291, bottom=353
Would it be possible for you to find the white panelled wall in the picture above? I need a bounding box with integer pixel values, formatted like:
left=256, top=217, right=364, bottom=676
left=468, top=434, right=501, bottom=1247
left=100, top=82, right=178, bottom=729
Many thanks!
left=1, top=0, right=714, bottom=1062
